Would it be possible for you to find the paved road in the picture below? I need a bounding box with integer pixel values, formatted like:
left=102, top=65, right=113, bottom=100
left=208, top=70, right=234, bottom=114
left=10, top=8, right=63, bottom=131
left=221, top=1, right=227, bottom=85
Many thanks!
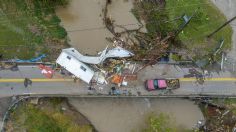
left=0, top=65, right=236, bottom=98
left=0, top=66, right=89, bottom=98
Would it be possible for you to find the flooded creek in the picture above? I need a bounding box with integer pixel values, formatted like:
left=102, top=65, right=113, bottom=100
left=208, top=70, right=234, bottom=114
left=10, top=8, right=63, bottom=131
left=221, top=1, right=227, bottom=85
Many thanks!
left=56, top=0, right=113, bottom=55
left=69, top=98, right=204, bottom=132
left=56, top=0, right=142, bottom=55
left=107, top=0, right=140, bottom=32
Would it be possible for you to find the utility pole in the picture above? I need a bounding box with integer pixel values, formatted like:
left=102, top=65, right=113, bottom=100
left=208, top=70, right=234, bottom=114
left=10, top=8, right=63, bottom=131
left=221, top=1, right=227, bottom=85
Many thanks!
left=220, top=52, right=225, bottom=71
left=207, top=16, right=236, bottom=38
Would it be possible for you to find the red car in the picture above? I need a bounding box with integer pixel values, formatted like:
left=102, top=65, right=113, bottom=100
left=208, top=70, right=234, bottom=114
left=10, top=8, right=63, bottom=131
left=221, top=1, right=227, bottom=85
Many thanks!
left=145, top=78, right=180, bottom=91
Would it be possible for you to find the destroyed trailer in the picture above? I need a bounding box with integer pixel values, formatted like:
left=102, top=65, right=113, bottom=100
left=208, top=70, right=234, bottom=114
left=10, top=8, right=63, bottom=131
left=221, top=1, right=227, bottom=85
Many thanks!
left=56, top=47, right=134, bottom=84
left=145, top=78, right=180, bottom=91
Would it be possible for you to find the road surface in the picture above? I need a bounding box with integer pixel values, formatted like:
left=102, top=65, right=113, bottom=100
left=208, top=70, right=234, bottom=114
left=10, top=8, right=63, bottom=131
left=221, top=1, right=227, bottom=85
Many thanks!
left=0, top=65, right=236, bottom=98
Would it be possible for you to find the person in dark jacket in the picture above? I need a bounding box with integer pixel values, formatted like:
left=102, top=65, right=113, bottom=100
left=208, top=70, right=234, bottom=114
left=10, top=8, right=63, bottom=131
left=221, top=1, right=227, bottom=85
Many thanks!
left=24, top=78, right=32, bottom=88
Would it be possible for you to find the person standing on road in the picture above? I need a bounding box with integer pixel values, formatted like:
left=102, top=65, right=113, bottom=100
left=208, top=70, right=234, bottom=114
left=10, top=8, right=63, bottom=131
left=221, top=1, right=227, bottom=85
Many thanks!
left=28, top=78, right=32, bottom=86
left=24, top=78, right=32, bottom=88
left=24, top=78, right=28, bottom=88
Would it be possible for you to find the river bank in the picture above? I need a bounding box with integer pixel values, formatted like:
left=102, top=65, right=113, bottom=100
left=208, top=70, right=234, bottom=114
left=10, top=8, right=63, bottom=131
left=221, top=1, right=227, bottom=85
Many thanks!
left=4, top=98, right=95, bottom=132
left=69, top=98, right=204, bottom=132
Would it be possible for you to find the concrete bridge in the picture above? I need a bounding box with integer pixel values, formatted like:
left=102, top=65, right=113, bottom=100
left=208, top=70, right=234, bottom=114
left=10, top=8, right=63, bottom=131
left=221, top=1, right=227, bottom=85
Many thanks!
left=0, top=64, right=236, bottom=98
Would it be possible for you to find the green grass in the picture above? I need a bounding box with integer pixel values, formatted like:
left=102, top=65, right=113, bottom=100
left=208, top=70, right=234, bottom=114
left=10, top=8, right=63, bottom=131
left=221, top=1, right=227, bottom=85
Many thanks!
left=12, top=104, right=61, bottom=132
left=10, top=103, right=92, bottom=132
left=213, top=98, right=236, bottom=106
left=132, top=0, right=232, bottom=62
left=0, top=25, right=31, bottom=59
left=142, top=113, right=192, bottom=132
left=0, top=0, right=68, bottom=60
left=165, top=0, right=232, bottom=59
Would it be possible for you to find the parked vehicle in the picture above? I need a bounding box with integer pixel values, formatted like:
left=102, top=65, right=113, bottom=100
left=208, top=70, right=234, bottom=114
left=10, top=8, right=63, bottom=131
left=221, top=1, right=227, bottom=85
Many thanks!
left=145, top=78, right=180, bottom=91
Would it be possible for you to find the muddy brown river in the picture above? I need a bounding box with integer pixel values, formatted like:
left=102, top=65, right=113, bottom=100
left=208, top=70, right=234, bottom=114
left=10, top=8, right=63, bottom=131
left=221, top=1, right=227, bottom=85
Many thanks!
left=56, top=0, right=141, bottom=55
left=69, top=98, right=204, bottom=132
left=56, top=0, right=113, bottom=55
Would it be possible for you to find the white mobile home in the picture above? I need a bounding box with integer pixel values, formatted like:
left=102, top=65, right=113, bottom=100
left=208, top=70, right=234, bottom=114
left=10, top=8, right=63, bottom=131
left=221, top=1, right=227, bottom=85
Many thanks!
left=56, top=49, right=95, bottom=84
left=56, top=47, right=133, bottom=65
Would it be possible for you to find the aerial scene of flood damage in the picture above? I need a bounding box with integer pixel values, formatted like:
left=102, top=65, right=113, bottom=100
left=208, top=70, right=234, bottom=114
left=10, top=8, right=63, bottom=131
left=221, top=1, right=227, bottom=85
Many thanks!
left=0, top=0, right=236, bottom=132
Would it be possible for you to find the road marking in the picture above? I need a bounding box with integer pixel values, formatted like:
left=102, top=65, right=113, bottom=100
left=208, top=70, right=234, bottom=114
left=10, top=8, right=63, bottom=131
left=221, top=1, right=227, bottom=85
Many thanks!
left=0, top=78, right=73, bottom=82
left=0, top=78, right=236, bottom=83
left=179, top=78, right=236, bottom=82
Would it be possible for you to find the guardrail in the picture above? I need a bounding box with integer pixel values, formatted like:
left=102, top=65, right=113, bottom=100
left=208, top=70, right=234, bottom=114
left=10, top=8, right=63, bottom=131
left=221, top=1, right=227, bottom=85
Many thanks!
left=21, top=93, right=236, bottom=98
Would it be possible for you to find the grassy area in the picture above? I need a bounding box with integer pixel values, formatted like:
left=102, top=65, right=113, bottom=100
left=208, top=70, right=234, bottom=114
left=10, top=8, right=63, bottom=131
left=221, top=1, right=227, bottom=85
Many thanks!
left=213, top=98, right=236, bottom=115
left=7, top=99, right=93, bottom=132
left=142, top=113, right=192, bottom=132
left=133, top=0, right=232, bottom=61
left=166, top=0, right=232, bottom=59
left=0, top=0, right=69, bottom=60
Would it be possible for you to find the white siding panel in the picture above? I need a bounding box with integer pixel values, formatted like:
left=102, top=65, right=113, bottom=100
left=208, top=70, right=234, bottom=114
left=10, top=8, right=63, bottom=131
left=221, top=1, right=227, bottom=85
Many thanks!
left=56, top=52, right=94, bottom=84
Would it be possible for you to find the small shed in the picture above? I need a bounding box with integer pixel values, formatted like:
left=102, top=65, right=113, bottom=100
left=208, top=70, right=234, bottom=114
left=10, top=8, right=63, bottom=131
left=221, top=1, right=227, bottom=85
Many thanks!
left=56, top=49, right=95, bottom=84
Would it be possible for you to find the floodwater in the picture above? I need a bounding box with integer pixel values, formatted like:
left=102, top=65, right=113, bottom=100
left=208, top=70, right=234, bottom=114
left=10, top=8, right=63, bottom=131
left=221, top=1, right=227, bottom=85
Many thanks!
left=56, top=0, right=113, bottom=55
left=56, top=0, right=143, bottom=55
left=69, top=98, right=204, bottom=132
left=107, top=0, right=141, bottom=33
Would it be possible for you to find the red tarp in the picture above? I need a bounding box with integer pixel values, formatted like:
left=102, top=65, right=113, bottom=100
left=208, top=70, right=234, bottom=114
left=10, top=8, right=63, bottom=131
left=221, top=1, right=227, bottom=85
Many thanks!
left=38, top=64, right=54, bottom=78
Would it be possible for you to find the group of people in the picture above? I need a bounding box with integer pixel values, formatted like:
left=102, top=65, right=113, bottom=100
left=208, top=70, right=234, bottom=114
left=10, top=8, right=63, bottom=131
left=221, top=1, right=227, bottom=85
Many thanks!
left=185, top=68, right=212, bottom=85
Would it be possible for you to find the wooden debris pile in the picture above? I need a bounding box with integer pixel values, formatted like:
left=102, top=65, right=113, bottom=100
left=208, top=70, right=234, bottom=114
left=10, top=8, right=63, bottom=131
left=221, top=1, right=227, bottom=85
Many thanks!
left=102, top=0, right=175, bottom=73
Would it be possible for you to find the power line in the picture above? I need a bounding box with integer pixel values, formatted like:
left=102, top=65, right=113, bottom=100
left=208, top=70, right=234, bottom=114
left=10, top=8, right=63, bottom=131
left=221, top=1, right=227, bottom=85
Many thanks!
left=0, top=21, right=228, bottom=46
left=0, top=0, right=221, bottom=37
left=0, top=9, right=223, bottom=38
left=0, top=1, right=213, bottom=26
left=207, top=16, right=236, bottom=37
left=181, top=28, right=232, bottom=42
left=0, top=13, right=224, bottom=35
left=0, top=12, right=230, bottom=45
left=0, top=22, right=232, bottom=48
left=0, top=1, right=212, bottom=17
left=0, top=7, right=198, bottom=26
left=0, top=1, right=231, bottom=44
